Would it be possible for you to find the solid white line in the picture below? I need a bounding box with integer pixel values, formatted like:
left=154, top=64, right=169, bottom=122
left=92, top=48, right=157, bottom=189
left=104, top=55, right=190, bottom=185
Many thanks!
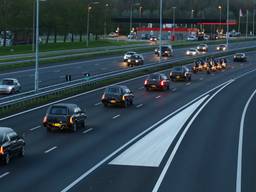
left=155, top=96, right=161, bottom=99
left=186, top=82, right=192, bottom=86
left=136, top=104, right=144, bottom=108
left=110, top=95, right=208, bottom=167
left=94, top=102, right=102, bottom=106
left=60, top=79, right=233, bottom=192
left=138, top=87, right=144, bottom=90
left=112, top=115, right=120, bottom=119
left=83, top=128, right=93, bottom=134
left=152, top=80, right=234, bottom=192
left=0, top=172, right=10, bottom=179
left=236, top=88, right=256, bottom=192
left=44, top=146, right=58, bottom=154
left=30, top=126, right=41, bottom=131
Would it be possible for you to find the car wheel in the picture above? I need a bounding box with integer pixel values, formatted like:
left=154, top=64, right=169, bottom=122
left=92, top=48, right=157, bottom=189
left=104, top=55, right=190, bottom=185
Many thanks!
left=72, top=123, right=77, bottom=132
left=130, top=100, right=133, bottom=105
left=20, top=146, right=25, bottom=157
left=82, top=120, right=86, bottom=128
left=4, top=153, right=10, bottom=165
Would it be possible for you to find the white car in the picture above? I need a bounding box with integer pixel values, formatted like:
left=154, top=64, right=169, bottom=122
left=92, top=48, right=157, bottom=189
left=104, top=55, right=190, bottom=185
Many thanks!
left=187, top=36, right=198, bottom=41
left=197, top=44, right=208, bottom=52
left=0, top=78, right=21, bottom=94
left=186, top=48, right=199, bottom=56
left=123, top=51, right=137, bottom=62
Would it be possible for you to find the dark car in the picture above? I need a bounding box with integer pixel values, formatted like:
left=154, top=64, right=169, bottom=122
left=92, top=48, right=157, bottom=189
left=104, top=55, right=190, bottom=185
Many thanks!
left=0, top=127, right=25, bottom=165
left=216, top=44, right=227, bottom=51
left=170, top=66, right=192, bottom=81
left=144, top=73, right=170, bottom=91
left=101, top=85, right=134, bottom=108
left=127, top=54, right=144, bottom=66
left=43, top=103, right=87, bottom=132
left=233, top=53, right=247, bottom=62
left=155, top=45, right=173, bottom=57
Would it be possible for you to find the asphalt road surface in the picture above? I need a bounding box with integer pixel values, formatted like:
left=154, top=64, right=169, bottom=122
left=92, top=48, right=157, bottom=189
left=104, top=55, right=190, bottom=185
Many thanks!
left=0, top=40, right=255, bottom=95
left=0, top=49, right=256, bottom=192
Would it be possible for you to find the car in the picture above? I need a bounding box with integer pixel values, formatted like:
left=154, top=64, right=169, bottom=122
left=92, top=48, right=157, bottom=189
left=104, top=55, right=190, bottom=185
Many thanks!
left=127, top=54, right=144, bottom=66
left=155, top=45, right=173, bottom=57
left=108, top=32, right=118, bottom=38
left=144, top=73, right=170, bottom=91
left=233, top=53, right=247, bottom=62
left=123, top=51, right=137, bottom=62
left=216, top=44, right=227, bottom=51
left=187, top=36, right=198, bottom=41
left=192, top=59, right=205, bottom=73
left=170, top=66, right=192, bottom=81
left=0, top=78, right=21, bottom=95
left=186, top=48, right=199, bottom=56
left=0, top=127, right=25, bottom=165
left=197, top=44, right=208, bottom=52
left=43, top=103, right=87, bottom=132
left=101, top=85, right=134, bottom=108
left=150, top=36, right=157, bottom=41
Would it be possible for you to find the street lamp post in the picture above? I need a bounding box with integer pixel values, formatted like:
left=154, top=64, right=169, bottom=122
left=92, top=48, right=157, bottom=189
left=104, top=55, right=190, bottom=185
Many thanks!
left=34, top=0, right=47, bottom=92
left=246, top=10, right=249, bottom=38
left=191, top=9, right=194, bottom=28
left=104, top=3, right=109, bottom=38
left=226, top=0, right=229, bottom=50
left=218, top=5, right=222, bottom=31
left=139, top=6, right=143, bottom=28
left=86, top=2, right=99, bottom=47
left=129, top=2, right=140, bottom=33
left=159, top=0, right=163, bottom=62
left=253, top=9, right=256, bottom=36
left=172, top=7, right=176, bottom=41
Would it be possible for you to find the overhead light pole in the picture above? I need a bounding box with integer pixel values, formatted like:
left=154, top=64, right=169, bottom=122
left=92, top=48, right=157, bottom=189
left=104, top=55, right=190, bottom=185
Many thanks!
left=159, top=0, right=163, bottom=62
left=104, top=3, right=109, bottom=38
left=86, top=1, right=99, bottom=47
left=253, top=9, right=256, bottom=36
left=129, top=2, right=140, bottom=33
left=218, top=5, right=222, bottom=31
left=226, top=0, right=229, bottom=50
left=35, top=0, right=47, bottom=92
left=172, top=7, right=176, bottom=41
left=246, top=9, right=249, bottom=38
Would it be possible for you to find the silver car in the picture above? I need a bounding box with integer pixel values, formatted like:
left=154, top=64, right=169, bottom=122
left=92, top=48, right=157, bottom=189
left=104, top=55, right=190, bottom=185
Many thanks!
left=0, top=78, right=21, bottom=94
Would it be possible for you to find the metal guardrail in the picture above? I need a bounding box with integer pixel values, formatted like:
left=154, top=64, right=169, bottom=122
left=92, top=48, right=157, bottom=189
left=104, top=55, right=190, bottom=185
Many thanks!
left=1, top=45, right=256, bottom=109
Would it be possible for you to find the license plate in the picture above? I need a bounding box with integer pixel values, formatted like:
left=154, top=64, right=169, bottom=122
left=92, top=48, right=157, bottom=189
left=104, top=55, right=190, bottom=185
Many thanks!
left=176, top=76, right=180, bottom=79
left=151, top=85, right=156, bottom=88
left=52, top=123, right=61, bottom=127
left=110, top=100, right=116, bottom=104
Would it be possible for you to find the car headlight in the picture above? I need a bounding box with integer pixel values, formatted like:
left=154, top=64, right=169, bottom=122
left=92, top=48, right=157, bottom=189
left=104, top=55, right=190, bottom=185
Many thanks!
left=193, top=52, right=196, bottom=55
left=186, top=51, right=189, bottom=54
left=170, top=72, right=173, bottom=76
left=197, top=47, right=200, bottom=49
left=128, top=59, right=131, bottom=62
left=135, top=60, right=139, bottom=63
left=217, top=47, right=220, bottom=50
left=165, top=51, right=168, bottom=53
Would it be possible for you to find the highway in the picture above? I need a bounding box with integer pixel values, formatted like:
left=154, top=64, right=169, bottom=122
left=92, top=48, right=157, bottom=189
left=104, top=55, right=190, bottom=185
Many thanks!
left=0, top=40, right=255, bottom=99
left=0, top=48, right=256, bottom=192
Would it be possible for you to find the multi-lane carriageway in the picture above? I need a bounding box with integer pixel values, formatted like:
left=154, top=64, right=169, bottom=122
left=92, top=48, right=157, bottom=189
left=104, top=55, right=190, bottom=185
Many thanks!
left=0, top=48, right=256, bottom=192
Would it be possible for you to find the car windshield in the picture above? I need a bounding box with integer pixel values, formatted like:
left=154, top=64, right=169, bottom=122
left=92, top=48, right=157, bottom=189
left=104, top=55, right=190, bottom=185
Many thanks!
left=173, top=67, right=183, bottom=72
left=149, top=74, right=160, bottom=80
left=189, top=49, right=196, bottom=51
left=0, top=79, right=14, bottom=85
left=50, top=106, right=68, bottom=115
left=106, top=87, right=120, bottom=94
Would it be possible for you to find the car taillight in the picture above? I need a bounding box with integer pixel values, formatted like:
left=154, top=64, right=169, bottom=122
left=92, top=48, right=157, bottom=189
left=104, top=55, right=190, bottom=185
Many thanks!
left=101, top=93, right=105, bottom=100
left=160, top=80, right=165, bottom=86
left=43, top=116, right=47, bottom=123
left=69, top=116, right=74, bottom=124
left=0, top=146, right=4, bottom=155
left=144, top=80, right=148, bottom=85
left=122, top=95, right=126, bottom=101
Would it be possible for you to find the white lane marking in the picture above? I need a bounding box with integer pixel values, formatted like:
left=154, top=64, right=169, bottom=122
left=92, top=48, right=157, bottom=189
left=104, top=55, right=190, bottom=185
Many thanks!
left=136, top=104, right=144, bottom=108
left=0, top=172, right=10, bottom=179
left=152, top=79, right=234, bottom=192
left=200, top=77, right=204, bottom=81
left=94, top=102, right=102, bottom=106
left=172, top=88, right=177, bottom=92
left=60, top=80, right=233, bottom=192
left=138, top=87, right=144, bottom=90
left=186, top=82, right=191, bottom=86
left=83, top=128, right=93, bottom=134
left=29, top=126, right=41, bottom=131
left=44, top=146, right=58, bottom=154
left=112, top=115, right=120, bottom=119
left=109, top=95, right=208, bottom=167
left=155, top=95, right=161, bottom=99
left=236, top=88, right=256, bottom=192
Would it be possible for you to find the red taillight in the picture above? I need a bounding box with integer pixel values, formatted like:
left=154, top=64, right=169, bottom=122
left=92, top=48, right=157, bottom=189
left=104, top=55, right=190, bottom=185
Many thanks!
left=0, top=146, right=4, bottom=155
left=160, top=80, right=165, bottom=86
left=144, top=80, right=148, bottom=85
left=43, top=116, right=47, bottom=123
